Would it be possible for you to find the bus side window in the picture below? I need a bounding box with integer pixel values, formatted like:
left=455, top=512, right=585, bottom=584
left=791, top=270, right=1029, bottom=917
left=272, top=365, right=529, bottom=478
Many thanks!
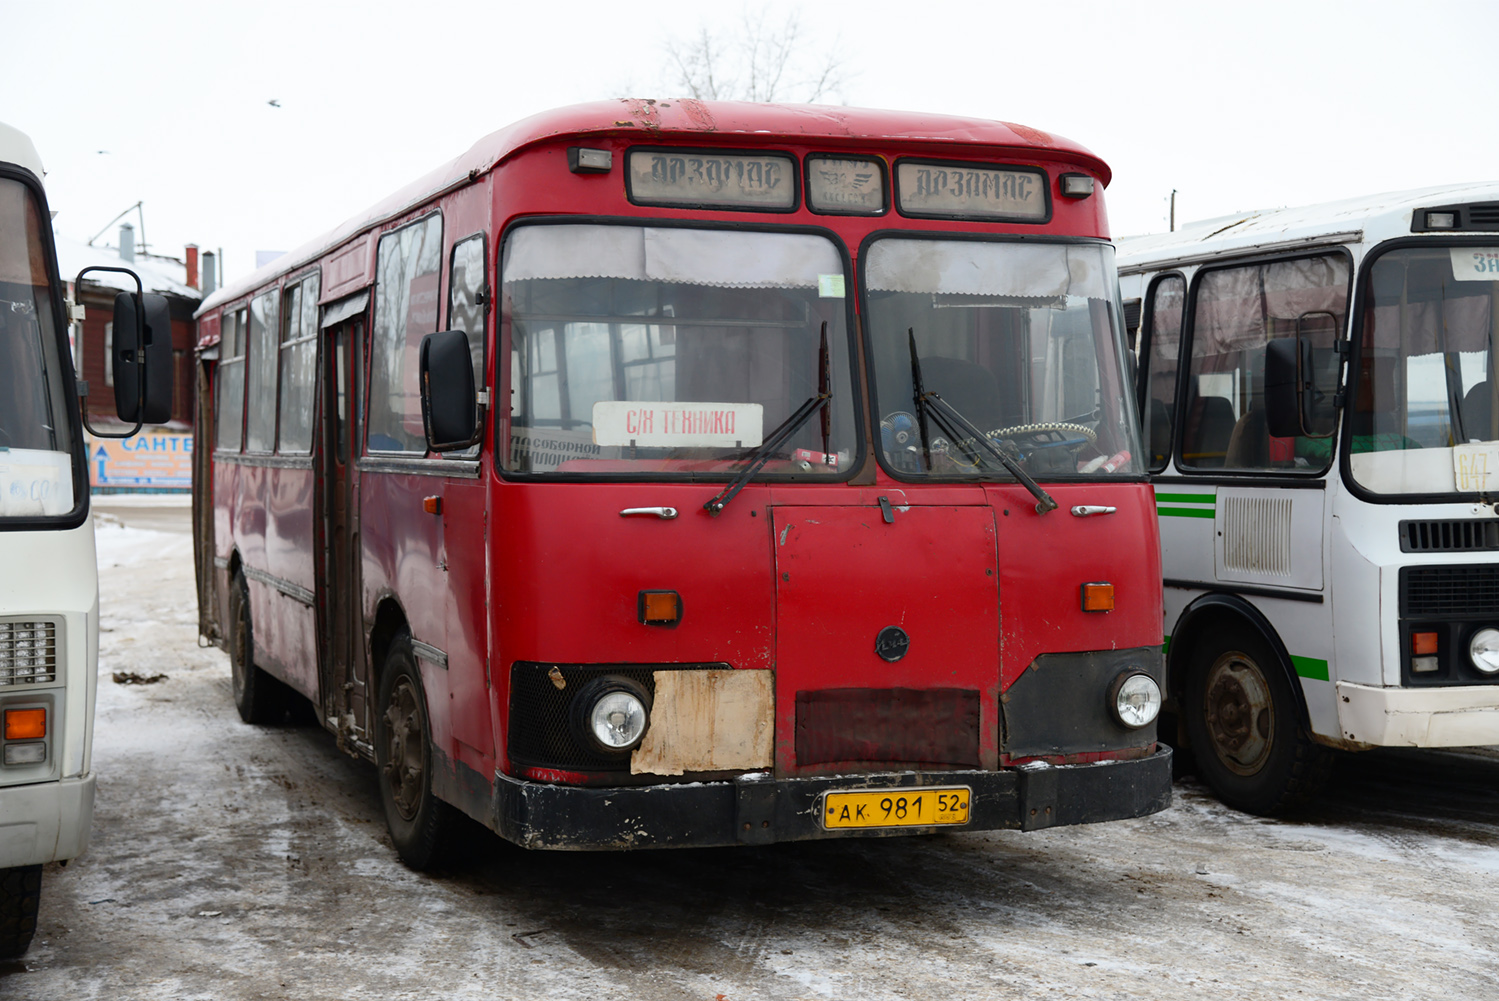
left=277, top=272, right=320, bottom=454
left=244, top=290, right=280, bottom=453
left=1183, top=255, right=1348, bottom=472
left=445, top=235, right=486, bottom=460
left=216, top=307, right=248, bottom=452
left=1142, top=274, right=1184, bottom=470
left=369, top=213, right=443, bottom=454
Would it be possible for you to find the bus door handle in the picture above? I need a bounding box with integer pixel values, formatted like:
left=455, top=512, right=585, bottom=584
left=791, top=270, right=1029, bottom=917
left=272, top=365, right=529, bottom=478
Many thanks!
left=1070, top=505, right=1117, bottom=517
left=620, top=507, right=678, bottom=520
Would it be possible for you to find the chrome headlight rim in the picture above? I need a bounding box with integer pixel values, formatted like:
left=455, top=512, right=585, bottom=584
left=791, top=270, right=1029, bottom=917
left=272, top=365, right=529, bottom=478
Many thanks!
left=569, top=675, right=653, bottom=754
left=1469, top=627, right=1499, bottom=675
left=1108, top=670, right=1162, bottom=729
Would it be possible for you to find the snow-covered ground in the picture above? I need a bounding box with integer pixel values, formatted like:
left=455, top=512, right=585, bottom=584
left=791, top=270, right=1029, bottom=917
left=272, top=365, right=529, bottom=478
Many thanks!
left=3, top=500, right=1498, bottom=999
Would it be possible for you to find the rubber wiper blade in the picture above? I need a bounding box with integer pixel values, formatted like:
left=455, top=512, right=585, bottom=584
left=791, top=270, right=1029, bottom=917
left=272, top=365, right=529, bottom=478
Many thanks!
left=907, top=336, right=1057, bottom=515
left=908, top=329, right=933, bottom=471
left=705, top=322, right=831, bottom=515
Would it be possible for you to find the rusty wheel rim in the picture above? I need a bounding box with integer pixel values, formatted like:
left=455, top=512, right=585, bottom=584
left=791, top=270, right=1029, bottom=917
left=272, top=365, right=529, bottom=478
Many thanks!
left=230, top=593, right=249, bottom=703
left=382, top=677, right=424, bottom=822
left=1202, top=650, right=1274, bottom=776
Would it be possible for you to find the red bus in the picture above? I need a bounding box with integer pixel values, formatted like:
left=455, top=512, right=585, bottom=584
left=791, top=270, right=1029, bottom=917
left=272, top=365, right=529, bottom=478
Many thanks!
left=192, top=100, right=1169, bottom=866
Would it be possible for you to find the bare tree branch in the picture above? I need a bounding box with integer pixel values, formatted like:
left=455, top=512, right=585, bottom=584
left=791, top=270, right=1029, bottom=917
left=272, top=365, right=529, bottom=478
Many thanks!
left=662, top=9, right=851, bottom=105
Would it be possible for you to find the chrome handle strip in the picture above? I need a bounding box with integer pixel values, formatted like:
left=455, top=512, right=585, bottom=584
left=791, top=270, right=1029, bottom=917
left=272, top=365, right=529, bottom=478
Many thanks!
left=1070, top=505, right=1117, bottom=517
left=620, top=507, right=679, bottom=520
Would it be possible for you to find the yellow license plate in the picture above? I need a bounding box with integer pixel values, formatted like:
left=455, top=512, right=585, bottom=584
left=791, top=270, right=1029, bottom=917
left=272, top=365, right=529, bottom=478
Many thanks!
left=821, top=787, right=971, bottom=829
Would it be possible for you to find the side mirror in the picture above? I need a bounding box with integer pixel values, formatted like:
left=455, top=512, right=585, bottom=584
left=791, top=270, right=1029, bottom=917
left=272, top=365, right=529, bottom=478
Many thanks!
left=419, top=330, right=480, bottom=451
left=112, top=291, right=174, bottom=424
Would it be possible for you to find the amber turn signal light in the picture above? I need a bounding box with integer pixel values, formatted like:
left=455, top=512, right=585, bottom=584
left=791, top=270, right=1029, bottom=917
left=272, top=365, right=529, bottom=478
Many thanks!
left=1412, top=632, right=1439, bottom=656
left=638, top=590, right=682, bottom=627
left=1080, top=582, right=1115, bottom=613
left=422, top=496, right=442, bottom=515
left=4, top=708, right=46, bottom=740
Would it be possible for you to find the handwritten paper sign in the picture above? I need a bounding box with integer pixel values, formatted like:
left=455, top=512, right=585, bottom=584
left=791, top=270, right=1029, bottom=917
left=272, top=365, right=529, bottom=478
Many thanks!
left=1454, top=443, right=1499, bottom=492
left=593, top=401, right=764, bottom=448
left=0, top=448, right=74, bottom=516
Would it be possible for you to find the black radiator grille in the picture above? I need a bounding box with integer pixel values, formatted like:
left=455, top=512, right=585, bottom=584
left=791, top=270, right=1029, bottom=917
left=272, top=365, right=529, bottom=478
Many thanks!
left=1400, top=520, right=1499, bottom=553
left=1401, top=565, right=1499, bottom=617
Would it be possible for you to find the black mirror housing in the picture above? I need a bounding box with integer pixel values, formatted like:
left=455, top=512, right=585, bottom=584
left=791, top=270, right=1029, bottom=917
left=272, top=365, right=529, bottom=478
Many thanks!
left=112, top=291, right=174, bottom=424
left=419, top=330, right=479, bottom=451
left=1264, top=338, right=1303, bottom=439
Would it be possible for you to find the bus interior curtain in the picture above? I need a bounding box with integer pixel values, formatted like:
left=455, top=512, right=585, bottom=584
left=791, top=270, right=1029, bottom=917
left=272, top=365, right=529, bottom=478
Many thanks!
left=501, top=225, right=839, bottom=289
left=862, top=240, right=1114, bottom=300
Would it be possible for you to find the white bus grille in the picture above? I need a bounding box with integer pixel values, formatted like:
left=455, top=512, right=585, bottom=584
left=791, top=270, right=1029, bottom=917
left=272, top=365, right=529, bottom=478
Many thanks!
left=1222, top=496, right=1293, bottom=576
left=0, top=621, right=58, bottom=685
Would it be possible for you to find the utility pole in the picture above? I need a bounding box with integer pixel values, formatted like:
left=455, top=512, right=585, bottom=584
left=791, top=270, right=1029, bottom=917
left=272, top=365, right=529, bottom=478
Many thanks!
left=1170, top=189, right=1178, bottom=232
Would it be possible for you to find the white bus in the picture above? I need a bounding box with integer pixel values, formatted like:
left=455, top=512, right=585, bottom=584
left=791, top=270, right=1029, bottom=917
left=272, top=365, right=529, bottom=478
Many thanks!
left=1120, top=184, right=1499, bottom=814
left=0, top=122, right=170, bottom=957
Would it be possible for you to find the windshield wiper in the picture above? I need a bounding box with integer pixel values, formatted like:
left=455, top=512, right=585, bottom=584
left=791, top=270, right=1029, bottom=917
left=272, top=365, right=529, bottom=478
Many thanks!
left=908, top=331, right=1058, bottom=515
left=706, top=322, right=831, bottom=515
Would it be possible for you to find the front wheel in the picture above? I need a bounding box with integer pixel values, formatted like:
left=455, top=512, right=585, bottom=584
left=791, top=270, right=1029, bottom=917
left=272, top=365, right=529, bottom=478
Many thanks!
left=0, top=865, right=42, bottom=959
left=1184, top=626, right=1331, bottom=815
left=375, top=635, right=456, bottom=870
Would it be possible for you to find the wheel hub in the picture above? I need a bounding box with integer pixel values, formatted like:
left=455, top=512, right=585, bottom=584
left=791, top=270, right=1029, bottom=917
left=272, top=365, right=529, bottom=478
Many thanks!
left=1203, top=651, right=1274, bottom=776
left=383, top=679, right=424, bottom=821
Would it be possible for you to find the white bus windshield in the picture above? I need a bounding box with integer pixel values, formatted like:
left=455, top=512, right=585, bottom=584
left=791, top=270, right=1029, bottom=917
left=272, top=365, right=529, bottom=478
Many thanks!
left=501, top=225, right=857, bottom=477
left=864, top=238, right=1142, bottom=479
left=1350, top=245, right=1499, bottom=496
left=0, top=176, right=75, bottom=518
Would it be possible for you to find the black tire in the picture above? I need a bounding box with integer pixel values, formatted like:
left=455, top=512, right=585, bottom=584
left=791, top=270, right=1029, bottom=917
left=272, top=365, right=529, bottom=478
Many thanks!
left=228, top=572, right=289, bottom=725
left=1184, top=625, right=1332, bottom=815
left=0, top=865, right=42, bottom=959
left=375, top=635, right=456, bottom=870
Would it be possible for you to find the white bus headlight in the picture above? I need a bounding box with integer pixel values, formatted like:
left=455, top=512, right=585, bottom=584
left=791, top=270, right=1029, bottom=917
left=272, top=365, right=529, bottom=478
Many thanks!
left=571, top=676, right=652, bottom=753
left=1110, top=672, right=1162, bottom=729
left=1469, top=629, right=1499, bottom=675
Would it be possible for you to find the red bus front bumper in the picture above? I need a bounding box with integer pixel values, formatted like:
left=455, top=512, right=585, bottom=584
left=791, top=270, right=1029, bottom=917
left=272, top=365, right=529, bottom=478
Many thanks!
left=491, top=746, right=1172, bottom=850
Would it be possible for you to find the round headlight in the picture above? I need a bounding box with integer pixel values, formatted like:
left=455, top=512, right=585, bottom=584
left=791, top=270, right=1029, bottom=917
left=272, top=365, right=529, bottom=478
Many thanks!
left=570, top=676, right=652, bottom=753
left=1470, top=628, right=1499, bottom=675
left=1111, top=672, right=1162, bottom=729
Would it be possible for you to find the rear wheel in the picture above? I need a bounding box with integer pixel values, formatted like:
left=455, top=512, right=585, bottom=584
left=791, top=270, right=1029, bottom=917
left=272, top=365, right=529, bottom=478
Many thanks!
left=228, top=572, right=288, bottom=724
left=375, top=635, right=456, bottom=870
left=1184, top=625, right=1331, bottom=815
left=0, top=865, right=42, bottom=959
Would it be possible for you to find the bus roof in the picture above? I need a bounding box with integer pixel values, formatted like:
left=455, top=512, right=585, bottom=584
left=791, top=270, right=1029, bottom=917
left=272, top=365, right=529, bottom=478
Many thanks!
left=1117, top=182, right=1499, bottom=275
left=196, top=99, right=1110, bottom=320
left=0, top=122, right=44, bottom=181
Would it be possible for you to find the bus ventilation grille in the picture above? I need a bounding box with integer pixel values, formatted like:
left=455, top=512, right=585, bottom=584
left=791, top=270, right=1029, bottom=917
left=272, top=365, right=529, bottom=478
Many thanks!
left=1468, top=204, right=1499, bottom=228
left=0, top=620, right=58, bottom=686
left=1400, top=519, right=1499, bottom=553
left=1400, top=566, right=1499, bottom=618
left=1222, top=496, right=1292, bottom=575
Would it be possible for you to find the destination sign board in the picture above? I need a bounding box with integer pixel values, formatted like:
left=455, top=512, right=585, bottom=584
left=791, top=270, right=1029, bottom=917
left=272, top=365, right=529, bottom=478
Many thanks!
left=628, top=150, right=795, bottom=210
left=896, top=161, right=1047, bottom=221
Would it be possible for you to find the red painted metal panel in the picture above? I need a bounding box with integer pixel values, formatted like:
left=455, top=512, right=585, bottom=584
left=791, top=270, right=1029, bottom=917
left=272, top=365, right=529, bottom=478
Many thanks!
left=985, top=482, right=1164, bottom=690
left=770, top=504, right=1000, bottom=775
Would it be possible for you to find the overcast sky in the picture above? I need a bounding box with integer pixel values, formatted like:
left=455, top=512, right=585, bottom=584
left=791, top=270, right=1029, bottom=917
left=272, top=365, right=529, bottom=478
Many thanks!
left=5, top=0, right=1494, bottom=285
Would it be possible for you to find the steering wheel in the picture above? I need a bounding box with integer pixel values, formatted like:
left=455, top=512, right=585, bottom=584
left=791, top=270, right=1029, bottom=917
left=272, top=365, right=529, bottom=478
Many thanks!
left=986, top=421, right=1098, bottom=447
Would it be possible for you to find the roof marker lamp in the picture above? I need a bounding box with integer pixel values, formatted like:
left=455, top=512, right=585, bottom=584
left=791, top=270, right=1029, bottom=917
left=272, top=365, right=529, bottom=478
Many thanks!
left=1060, top=173, right=1096, bottom=199
left=1469, top=628, right=1499, bottom=675
left=1110, top=672, right=1162, bottom=729
left=1425, top=211, right=1457, bottom=230
left=1412, top=631, right=1439, bottom=673
left=568, top=147, right=613, bottom=174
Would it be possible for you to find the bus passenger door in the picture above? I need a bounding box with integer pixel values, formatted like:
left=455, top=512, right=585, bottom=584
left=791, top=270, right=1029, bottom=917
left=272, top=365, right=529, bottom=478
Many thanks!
left=318, top=318, right=367, bottom=745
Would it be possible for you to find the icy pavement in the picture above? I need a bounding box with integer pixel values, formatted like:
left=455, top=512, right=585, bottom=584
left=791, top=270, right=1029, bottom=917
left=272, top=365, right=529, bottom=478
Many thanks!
left=1, top=500, right=1497, bottom=999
